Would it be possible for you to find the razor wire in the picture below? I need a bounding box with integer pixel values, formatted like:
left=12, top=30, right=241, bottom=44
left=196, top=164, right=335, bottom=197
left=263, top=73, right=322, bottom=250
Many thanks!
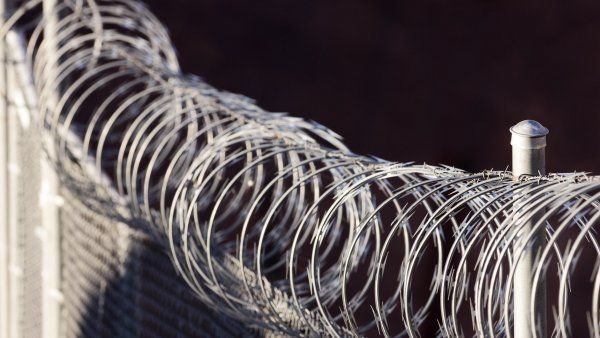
left=1, top=0, right=600, bottom=336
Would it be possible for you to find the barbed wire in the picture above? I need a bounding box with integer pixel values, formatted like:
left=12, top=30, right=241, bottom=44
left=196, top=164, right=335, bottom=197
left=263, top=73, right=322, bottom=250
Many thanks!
left=2, top=0, right=600, bottom=336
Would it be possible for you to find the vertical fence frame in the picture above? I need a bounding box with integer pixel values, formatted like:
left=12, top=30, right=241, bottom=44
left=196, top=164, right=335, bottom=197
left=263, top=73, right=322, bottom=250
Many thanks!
left=0, top=1, right=62, bottom=337
left=40, top=2, right=61, bottom=337
left=511, top=120, right=549, bottom=338
left=0, top=0, right=9, bottom=336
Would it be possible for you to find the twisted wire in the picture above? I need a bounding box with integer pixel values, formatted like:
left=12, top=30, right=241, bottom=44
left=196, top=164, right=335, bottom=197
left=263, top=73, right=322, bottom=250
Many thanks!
left=2, top=1, right=600, bottom=336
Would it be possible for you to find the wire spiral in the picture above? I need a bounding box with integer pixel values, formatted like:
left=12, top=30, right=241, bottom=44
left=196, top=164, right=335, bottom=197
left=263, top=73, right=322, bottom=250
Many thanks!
left=2, top=1, right=600, bottom=336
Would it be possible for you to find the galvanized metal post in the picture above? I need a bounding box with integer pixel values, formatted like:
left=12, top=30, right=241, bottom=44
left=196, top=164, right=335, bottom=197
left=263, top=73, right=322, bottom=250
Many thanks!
left=510, top=120, right=548, bottom=338
left=41, top=1, right=61, bottom=338
left=0, top=1, right=9, bottom=338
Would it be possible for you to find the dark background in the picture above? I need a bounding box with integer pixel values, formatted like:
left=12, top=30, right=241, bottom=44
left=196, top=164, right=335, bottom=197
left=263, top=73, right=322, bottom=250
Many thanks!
left=144, top=0, right=599, bottom=174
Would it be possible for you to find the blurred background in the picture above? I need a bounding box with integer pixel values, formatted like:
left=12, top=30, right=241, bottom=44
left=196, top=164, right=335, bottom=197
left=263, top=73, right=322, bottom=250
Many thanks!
left=144, top=0, right=599, bottom=174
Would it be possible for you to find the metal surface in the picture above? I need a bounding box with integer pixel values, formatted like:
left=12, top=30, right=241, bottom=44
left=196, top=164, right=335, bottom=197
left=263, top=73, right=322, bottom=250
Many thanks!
left=0, top=0, right=9, bottom=335
left=40, top=1, right=62, bottom=337
left=1, top=29, right=44, bottom=338
left=58, top=187, right=256, bottom=338
left=511, top=120, right=548, bottom=338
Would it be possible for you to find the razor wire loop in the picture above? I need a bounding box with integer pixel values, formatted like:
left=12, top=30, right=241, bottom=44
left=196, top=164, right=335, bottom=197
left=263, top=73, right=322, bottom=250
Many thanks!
left=1, top=0, right=599, bottom=336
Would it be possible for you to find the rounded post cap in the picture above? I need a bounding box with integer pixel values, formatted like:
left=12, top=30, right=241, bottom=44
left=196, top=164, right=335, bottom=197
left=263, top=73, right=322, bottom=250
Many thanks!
left=510, top=120, right=549, bottom=137
left=510, top=120, right=548, bottom=149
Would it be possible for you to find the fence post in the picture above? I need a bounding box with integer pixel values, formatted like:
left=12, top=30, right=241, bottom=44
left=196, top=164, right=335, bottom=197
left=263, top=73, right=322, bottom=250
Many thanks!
left=510, top=119, right=548, bottom=338
left=0, top=1, right=9, bottom=337
left=40, top=1, right=61, bottom=338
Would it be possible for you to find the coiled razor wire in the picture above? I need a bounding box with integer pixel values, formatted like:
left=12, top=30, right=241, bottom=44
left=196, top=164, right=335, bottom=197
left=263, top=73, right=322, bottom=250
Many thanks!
left=2, top=0, right=600, bottom=336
